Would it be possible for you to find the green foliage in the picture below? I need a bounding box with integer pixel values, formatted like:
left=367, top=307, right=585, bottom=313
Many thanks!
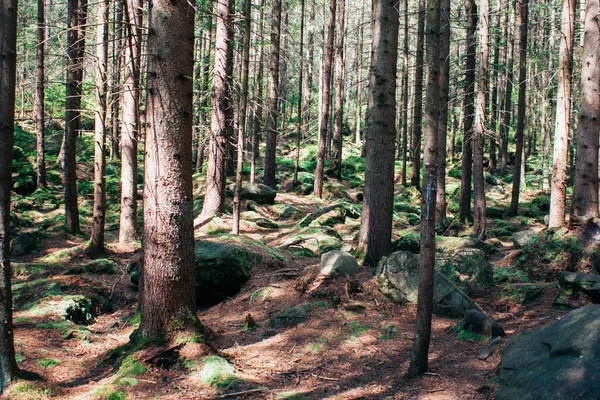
left=456, top=321, right=486, bottom=342
left=198, top=356, right=241, bottom=389
left=37, top=358, right=60, bottom=368
left=118, top=355, right=147, bottom=376
left=9, top=382, right=58, bottom=400
left=114, top=377, right=138, bottom=388
left=276, top=391, right=308, bottom=400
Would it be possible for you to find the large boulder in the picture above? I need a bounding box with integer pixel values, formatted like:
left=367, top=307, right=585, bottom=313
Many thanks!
left=279, top=226, right=343, bottom=256
left=512, top=230, right=538, bottom=248
left=11, top=232, right=39, bottom=257
left=495, top=305, right=600, bottom=400
left=560, top=271, right=600, bottom=303
left=297, top=204, right=347, bottom=228
left=239, top=183, right=276, bottom=204
left=376, top=251, right=482, bottom=318
left=319, top=250, right=360, bottom=276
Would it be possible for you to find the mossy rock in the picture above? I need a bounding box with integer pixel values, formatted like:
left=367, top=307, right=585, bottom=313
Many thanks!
left=437, top=236, right=495, bottom=255
left=26, top=294, right=111, bottom=325
left=11, top=232, right=42, bottom=257
left=269, top=204, right=306, bottom=220
left=198, top=356, right=240, bottom=389
left=271, top=303, right=312, bottom=327
left=297, top=204, right=348, bottom=228
left=239, top=183, right=277, bottom=204
left=391, top=235, right=420, bottom=254
left=64, top=259, right=118, bottom=275
left=279, top=226, right=343, bottom=255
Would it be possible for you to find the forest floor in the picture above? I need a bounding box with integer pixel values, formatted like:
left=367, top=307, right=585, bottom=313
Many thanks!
left=3, top=181, right=587, bottom=400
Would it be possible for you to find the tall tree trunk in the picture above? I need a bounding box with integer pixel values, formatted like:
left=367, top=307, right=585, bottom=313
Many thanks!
left=473, top=0, right=489, bottom=240
left=401, top=0, right=409, bottom=186
left=263, top=0, right=283, bottom=188
left=508, top=0, right=529, bottom=216
left=250, top=0, right=265, bottom=183
left=302, top=0, right=315, bottom=144
left=314, top=0, right=336, bottom=197
left=459, top=0, right=477, bottom=224
left=141, top=0, right=197, bottom=336
left=196, top=19, right=213, bottom=174
left=435, top=0, right=450, bottom=227
left=549, top=0, right=576, bottom=228
left=354, top=3, right=364, bottom=146
left=410, top=0, right=426, bottom=189
left=488, top=5, right=501, bottom=176
left=233, top=0, right=252, bottom=235
left=90, top=0, right=109, bottom=257
left=409, top=0, right=440, bottom=377
left=331, top=0, right=345, bottom=178
left=500, top=3, right=514, bottom=176
left=119, top=0, right=143, bottom=243
left=357, top=0, right=399, bottom=266
left=293, top=0, right=305, bottom=186
left=201, top=0, right=234, bottom=218
left=278, top=12, right=288, bottom=133
left=64, top=0, right=87, bottom=235
left=110, top=2, right=123, bottom=161
left=34, top=0, right=47, bottom=188
left=0, top=0, right=20, bottom=388
left=571, top=0, right=600, bottom=222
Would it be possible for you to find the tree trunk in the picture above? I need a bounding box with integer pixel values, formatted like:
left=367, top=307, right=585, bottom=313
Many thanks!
left=196, top=19, right=213, bottom=174
left=110, top=2, right=123, bottom=161
left=357, top=0, right=399, bottom=266
left=410, top=0, right=426, bottom=189
left=331, top=0, right=345, bottom=178
left=90, top=0, right=109, bottom=257
left=459, top=0, right=477, bottom=224
left=500, top=3, right=514, bottom=176
left=435, top=0, right=450, bottom=227
left=0, top=0, right=20, bottom=387
left=303, top=0, right=315, bottom=144
left=401, top=0, right=409, bottom=186
left=488, top=5, right=501, bottom=176
left=119, top=0, right=143, bottom=243
left=263, top=0, right=283, bottom=188
left=473, top=0, right=489, bottom=240
left=201, top=0, right=234, bottom=218
left=34, top=0, right=47, bottom=188
left=509, top=0, right=529, bottom=216
left=141, top=0, right=197, bottom=336
left=314, top=0, right=336, bottom=198
left=293, top=0, right=305, bottom=186
left=354, top=3, right=364, bottom=146
left=549, top=0, right=576, bottom=228
left=64, top=0, right=87, bottom=235
left=571, top=0, right=600, bottom=222
left=233, top=0, right=252, bottom=235
left=409, top=0, right=440, bottom=377
left=251, top=0, right=265, bottom=184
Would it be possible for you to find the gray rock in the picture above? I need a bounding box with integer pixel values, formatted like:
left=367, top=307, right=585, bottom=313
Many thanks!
left=319, top=250, right=360, bottom=276
left=11, top=232, right=39, bottom=257
left=376, top=251, right=483, bottom=318
left=495, top=305, right=600, bottom=400
left=297, top=204, right=347, bottom=228
left=269, top=204, right=306, bottom=220
left=485, top=173, right=501, bottom=186
left=560, top=271, right=600, bottom=303
left=462, top=309, right=505, bottom=337
left=239, top=183, right=277, bottom=204
left=279, top=226, right=343, bottom=256
left=512, top=230, right=538, bottom=248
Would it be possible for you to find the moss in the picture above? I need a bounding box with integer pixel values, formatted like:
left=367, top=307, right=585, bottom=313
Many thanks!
left=114, top=377, right=138, bottom=387
left=64, top=259, right=117, bottom=275
left=198, top=356, right=241, bottom=389
left=118, top=355, right=146, bottom=376
left=8, top=382, right=58, bottom=400
left=37, top=358, right=60, bottom=368
left=457, top=321, right=486, bottom=342
left=276, top=391, right=309, bottom=400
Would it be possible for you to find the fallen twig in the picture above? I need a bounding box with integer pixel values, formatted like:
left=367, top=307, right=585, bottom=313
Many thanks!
left=311, top=373, right=339, bottom=381
left=426, top=388, right=446, bottom=393
left=211, top=388, right=267, bottom=399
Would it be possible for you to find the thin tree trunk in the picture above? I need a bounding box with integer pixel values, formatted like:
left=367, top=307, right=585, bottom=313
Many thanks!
left=331, top=0, right=345, bottom=178
left=0, top=0, right=20, bottom=387
left=251, top=0, right=265, bottom=184
left=141, top=0, right=197, bottom=336
left=508, top=0, right=529, bottom=216
left=233, top=0, right=252, bottom=235
left=302, top=0, right=315, bottom=144
left=110, top=1, right=123, bottom=161
left=354, top=3, right=364, bottom=146
left=293, top=0, right=305, bottom=186
left=409, top=0, right=440, bottom=377
left=410, top=0, right=426, bottom=189
left=488, top=5, right=500, bottom=176
left=64, top=0, right=87, bottom=235
left=278, top=12, right=288, bottom=133
left=201, top=0, right=234, bottom=218
left=34, top=0, right=47, bottom=188
left=435, top=0, right=450, bottom=227
left=119, top=0, right=143, bottom=243
left=196, top=20, right=213, bottom=174
left=314, top=0, right=336, bottom=198
left=549, top=0, right=576, bottom=228
left=90, top=0, right=109, bottom=256
left=500, top=3, right=514, bottom=176
left=263, top=0, right=283, bottom=188
left=571, top=0, right=600, bottom=222
left=473, top=0, right=489, bottom=240
left=401, top=0, right=409, bottom=186
left=357, top=0, right=399, bottom=266
left=459, top=0, right=477, bottom=224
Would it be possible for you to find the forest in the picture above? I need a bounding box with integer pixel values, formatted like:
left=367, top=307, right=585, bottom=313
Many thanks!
left=1, top=0, right=600, bottom=398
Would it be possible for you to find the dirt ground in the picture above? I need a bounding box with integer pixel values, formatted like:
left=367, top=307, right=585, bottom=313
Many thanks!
left=2, top=191, right=572, bottom=400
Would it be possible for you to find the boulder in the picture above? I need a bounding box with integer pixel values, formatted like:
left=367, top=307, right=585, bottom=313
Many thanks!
left=376, top=251, right=483, bottom=318
left=485, top=173, right=501, bottom=186
left=11, top=232, right=39, bottom=257
left=297, top=204, right=347, bottom=228
left=495, top=305, right=600, bottom=400
left=319, top=250, right=360, bottom=276
left=436, top=236, right=494, bottom=255
left=461, top=309, right=505, bottom=337
left=560, top=271, right=600, bottom=303
left=279, top=226, right=342, bottom=256
left=269, top=204, right=306, bottom=220
left=239, top=183, right=276, bottom=204
left=512, top=230, right=537, bottom=248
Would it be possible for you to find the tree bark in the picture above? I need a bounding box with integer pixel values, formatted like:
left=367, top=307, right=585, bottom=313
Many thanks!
left=354, top=3, right=364, bottom=146
left=302, top=0, right=315, bottom=145
left=64, top=0, right=87, bottom=235
left=488, top=5, right=501, bottom=176
left=571, top=0, right=600, bottom=222
left=90, top=0, right=109, bottom=257
left=435, top=0, right=450, bottom=227
left=110, top=2, right=123, bottom=161
left=293, top=0, right=305, bottom=186
left=401, top=0, right=409, bottom=186
left=0, top=0, right=20, bottom=387
left=509, top=0, right=529, bottom=216
left=250, top=0, right=265, bottom=184
left=263, top=0, right=283, bottom=188
left=141, top=0, right=196, bottom=336
left=549, top=0, right=576, bottom=228
left=410, top=0, right=426, bottom=189
left=459, top=0, right=477, bottom=224
left=201, top=0, right=234, bottom=218
left=34, top=0, right=47, bottom=188
left=357, top=0, right=399, bottom=266
left=331, top=0, right=345, bottom=178
left=314, top=0, right=336, bottom=198
left=409, top=0, right=440, bottom=377
left=500, top=3, right=514, bottom=176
